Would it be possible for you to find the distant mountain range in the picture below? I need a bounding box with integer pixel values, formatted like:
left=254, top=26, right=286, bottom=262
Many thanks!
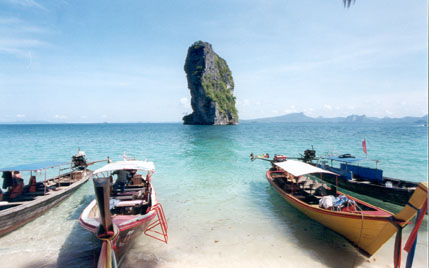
left=0, top=120, right=56, bottom=124
left=1, top=113, right=427, bottom=125
left=243, top=112, right=428, bottom=124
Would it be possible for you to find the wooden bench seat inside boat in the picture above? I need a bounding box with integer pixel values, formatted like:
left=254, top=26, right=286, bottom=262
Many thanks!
left=113, top=189, right=145, bottom=197
left=122, top=187, right=145, bottom=192
left=115, top=200, right=148, bottom=207
left=114, top=195, right=135, bottom=200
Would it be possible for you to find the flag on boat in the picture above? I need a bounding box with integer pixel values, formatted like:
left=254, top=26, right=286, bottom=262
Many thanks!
left=362, top=139, right=367, bottom=156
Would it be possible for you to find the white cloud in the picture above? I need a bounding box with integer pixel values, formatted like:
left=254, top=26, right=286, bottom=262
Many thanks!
left=5, top=0, right=47, bottom=11
left=236, top=98, right=250, bottom=107
left=0, top=15, right=51, bottom=59
left=283, top=105, right=297, bottom=114
left=53, top=114, right=67, bottom=119
left=0, top=17, right=47, bottom=33
left=16, top=114, right=26, bottom=118
left=180, top=97, right=191, bottom=109
left=323, top=104, right=333, bottom=110
left=0, top=38, right=49, bottom=57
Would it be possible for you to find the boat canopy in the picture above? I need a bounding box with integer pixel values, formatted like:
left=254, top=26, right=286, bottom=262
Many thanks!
left=94, top=160, right=155, bottom=174
left=321, top=155, right=366, bottom=163
left=0, top=161, right=70, bottom=172
left=274, top=160, right=338, bottom=177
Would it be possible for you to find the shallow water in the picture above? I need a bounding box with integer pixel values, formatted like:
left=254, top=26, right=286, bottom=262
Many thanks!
left=0, top=123, right=427, bottom=267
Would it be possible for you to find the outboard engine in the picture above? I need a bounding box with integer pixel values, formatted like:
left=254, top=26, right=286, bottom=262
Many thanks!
left=72, top=151, right=88, bottom=170
left=303, top=148, right=316, bottom=163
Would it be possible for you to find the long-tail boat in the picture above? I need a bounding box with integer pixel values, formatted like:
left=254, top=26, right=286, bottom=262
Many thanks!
left=0, top=152, right=96, bottom=237
left=265, top=159, right=427, bottom=258
left=314, top=154, right=419, bottom=206
left=257, top=148, right=421, bottom=207
left=79, top=159, right=168, bottom=268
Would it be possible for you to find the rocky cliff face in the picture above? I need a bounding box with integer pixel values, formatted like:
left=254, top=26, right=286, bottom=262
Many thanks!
left=183, top=41, right=238, bottom=125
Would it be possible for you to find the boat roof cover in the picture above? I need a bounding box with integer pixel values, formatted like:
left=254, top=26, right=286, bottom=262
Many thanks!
left=274, top=160, right=338, bottom=177
left=321, top=155, right=366, bottom=163
left=0, top=161, right=70, bottom=172
left=94, top=160, right=155, bottom=174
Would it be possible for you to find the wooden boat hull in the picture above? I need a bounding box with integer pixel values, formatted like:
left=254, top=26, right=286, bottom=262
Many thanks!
left=0, top=170, right=91, bottom=237
left=79, top=185, right=159, bottom=266
left=266, top=170, right=428, bottom=256
left=313, top=167, right=417, bottom=206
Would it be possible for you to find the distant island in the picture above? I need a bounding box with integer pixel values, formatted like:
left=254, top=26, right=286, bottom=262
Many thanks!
left=242, top=112, right=428, bottom=124
left=0, top=113, right=427, bottom=125
left=182, top=41, right=238, bottom=125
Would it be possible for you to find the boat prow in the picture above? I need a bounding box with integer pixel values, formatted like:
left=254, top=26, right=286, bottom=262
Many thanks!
left=363, top=182, right=428, bottom=256
left=79, top=159, right=168, bottom=267
left=266, top=160, right=428, bottom=257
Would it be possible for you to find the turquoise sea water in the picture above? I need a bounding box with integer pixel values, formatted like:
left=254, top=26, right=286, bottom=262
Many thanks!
left=0, top=123, right=427, bottom=268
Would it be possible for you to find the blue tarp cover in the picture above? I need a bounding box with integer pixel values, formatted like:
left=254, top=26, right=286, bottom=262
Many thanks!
left=0, top=161, right=70, bottom=172
left=340, top=163, right=383, bottom=182
left=321, top=156, right=366, bottom=163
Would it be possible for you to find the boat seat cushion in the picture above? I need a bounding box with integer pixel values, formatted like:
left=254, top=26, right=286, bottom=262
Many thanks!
left=115, top=200, right=146, bottom=207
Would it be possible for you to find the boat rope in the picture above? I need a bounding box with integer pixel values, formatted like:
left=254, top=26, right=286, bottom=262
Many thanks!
left=352, top=204, right=365, bottom=268
left=97, top=224, right=119, bottom=268
left=393, top=227, right=403, bottom=268
left=388, top=197, right=428, bottom=268
left=387, top=216, right=404, bottom=268
left=404, top=198, right=427, bottom=268
left=406, top=201, right=419, bottom=212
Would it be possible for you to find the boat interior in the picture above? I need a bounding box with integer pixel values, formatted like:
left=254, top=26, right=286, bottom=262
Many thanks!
left=0, top=170, right=85, bottom=210
left=319, top=161, right=418, bottom=189
left=111, top=183, right=151, bottom=216
left=88, top=172, right=152, bottom=221
left=349, top=176, right=418, bottom=190
left=270, top=170, right=379, bottom=213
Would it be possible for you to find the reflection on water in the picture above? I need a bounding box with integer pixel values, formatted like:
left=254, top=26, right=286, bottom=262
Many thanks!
left=0, top=123, right=427, bottom=267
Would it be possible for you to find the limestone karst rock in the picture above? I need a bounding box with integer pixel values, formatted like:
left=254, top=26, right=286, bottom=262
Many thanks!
left=183, top=41, right=238, bottom=125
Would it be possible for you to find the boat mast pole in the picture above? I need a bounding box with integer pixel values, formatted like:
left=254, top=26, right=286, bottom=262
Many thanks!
left=44, top=168, right=47, bottom=195
left=336, top=175, right=338, bottom=195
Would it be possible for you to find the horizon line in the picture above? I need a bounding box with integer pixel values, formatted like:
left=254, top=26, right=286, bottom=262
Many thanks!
left=3, top=112, right=427, bottom=124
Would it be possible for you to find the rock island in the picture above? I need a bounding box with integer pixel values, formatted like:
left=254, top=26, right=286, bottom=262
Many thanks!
left=183, top=41, right=238, bottom=125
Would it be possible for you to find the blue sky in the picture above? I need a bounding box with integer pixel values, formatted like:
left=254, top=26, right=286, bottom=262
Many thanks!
left=0, top=0, right=427, bottom=123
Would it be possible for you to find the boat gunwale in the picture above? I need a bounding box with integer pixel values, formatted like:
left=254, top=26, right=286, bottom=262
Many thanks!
left=0, top=170, right=91, bottom=237
left=79, top=182, right=158, bottom=232
left=316, top=162, right=418, bottom=188
left=0, top=171, right=91, bottom=217
left=266, top=170, right=394, bottom=220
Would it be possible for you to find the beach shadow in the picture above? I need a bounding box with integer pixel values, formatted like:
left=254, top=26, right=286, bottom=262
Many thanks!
left=249, top=180, right=368, bottom=268
left=56, top=194, right=100, bottom=268
left=120, top=254, right=161, bottom=268
left=21, top=260, right=57, bottom=268
left=56, top=194, right=162, bottom=268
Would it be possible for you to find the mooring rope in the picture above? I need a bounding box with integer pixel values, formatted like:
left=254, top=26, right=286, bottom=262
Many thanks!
left=352, top=204, right=365, bottom=268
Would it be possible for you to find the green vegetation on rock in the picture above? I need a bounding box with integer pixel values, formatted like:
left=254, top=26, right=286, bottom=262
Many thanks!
left=183, top=41, right=238, bottom=125
left=201, top=55, right=238, bottom=121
